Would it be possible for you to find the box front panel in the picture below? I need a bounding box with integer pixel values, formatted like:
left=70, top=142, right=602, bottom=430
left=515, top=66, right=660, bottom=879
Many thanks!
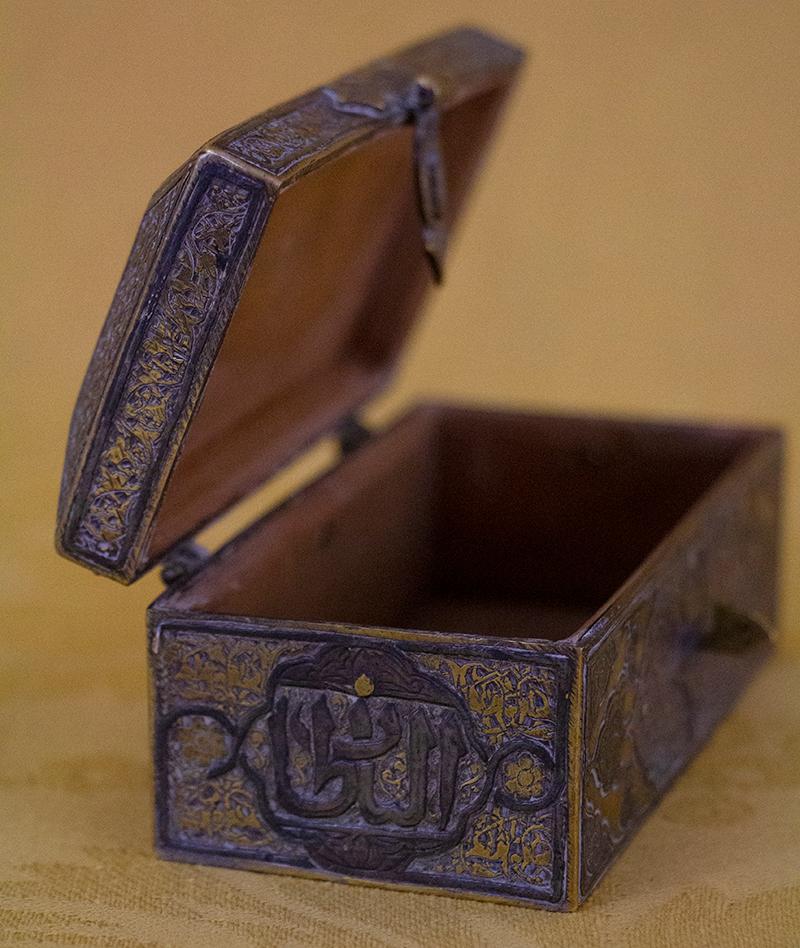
left=151, top=620, right=573, bottom=906
left=579, top=439, right=781, bottom=900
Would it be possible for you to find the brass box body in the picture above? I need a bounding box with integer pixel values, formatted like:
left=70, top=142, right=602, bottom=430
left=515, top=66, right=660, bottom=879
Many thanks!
left=149, top=405, right=781, bottom=910
left=55, top=29, right=782, bottom=910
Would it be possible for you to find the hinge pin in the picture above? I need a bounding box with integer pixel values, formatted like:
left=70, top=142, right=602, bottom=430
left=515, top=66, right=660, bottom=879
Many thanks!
left=338, top=416, right=371, bottom=455
left=160, top=540, right=210, bottom=586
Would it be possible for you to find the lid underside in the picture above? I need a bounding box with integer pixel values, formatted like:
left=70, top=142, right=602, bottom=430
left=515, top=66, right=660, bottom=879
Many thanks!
left=56, top=26, right=523, bottom=583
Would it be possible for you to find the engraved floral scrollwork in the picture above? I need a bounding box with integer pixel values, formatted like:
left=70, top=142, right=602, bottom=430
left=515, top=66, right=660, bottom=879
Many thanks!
left=419, top=655, right=557, bottom=745
left=223, top=94, right=374, bottom=176
left=70, top=176, right=255, bottom=567
left=157, top=637, right=568, bottom=900
left=579, top=478, right=777, bottom=899
left=581, top=603, right=658, bottom=888
left=428, top=806, right=554, bottom=889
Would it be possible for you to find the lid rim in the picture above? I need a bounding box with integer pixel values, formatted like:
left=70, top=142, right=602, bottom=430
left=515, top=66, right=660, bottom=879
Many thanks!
left=57, top=157, right=274, bottom=583
left=56, top=26, right=525, bottom=584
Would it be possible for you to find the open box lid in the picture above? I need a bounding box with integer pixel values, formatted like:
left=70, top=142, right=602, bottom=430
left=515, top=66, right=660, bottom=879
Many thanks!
left=55, top=27, right=524, bottom=584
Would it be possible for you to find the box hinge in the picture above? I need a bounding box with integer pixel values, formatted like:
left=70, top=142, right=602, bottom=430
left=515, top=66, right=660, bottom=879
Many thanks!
left=405, top=78, right=448, bottom=283
left=160, top=540, right=211, bottom=586
left=325, top=76, right=449, bottom=283
left=337, top=415, right=372, bottom=455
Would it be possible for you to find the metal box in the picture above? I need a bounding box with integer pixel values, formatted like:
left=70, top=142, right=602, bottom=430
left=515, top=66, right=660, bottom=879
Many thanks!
left=56, top=27, right=782, bottom=910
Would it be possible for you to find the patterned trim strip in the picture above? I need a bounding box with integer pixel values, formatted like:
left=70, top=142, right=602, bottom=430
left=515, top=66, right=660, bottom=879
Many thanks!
left=68, top=170, right=261, bottom=571
left=216, top=28, right=522, bottom=180
left=57, top=176, right=185, bottom=525
left=223, top=91, right=378, bottom=176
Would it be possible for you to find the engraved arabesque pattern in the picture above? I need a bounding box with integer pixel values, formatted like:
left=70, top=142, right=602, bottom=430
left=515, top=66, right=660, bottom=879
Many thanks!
left=58, top=178, right=184, bottom=524
left=424, top=806, right=554, bottom=889
left=418, top=655, right=557, bottom=745
left=579, top=444, right=780, bottom=898
left=154, top=628, right=570, bottom=904
left=71, top=178, right=252, bottom=565
left=216, top=28, right=521, bottom=180
left=223, top=93, right=375, bottom=176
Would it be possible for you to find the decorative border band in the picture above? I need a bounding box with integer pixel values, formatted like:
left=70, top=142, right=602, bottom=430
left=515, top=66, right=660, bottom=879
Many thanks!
left=64, top=164, right=267, bottom=577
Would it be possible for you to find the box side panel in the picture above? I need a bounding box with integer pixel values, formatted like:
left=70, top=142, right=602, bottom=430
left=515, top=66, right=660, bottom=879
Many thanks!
left=579, top=438, right=782, bottom=900
left=150, top=619, right=574, bottom=908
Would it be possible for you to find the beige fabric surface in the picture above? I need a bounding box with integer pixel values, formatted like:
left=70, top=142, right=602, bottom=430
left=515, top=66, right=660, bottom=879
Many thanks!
left=3, top=1, right=800, bottom=945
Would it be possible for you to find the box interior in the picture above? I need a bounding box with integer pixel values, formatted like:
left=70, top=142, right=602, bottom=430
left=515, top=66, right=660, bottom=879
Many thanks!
left=148, top=86, right=508, bottom=562
left=164, top=405, right=761, bottom=641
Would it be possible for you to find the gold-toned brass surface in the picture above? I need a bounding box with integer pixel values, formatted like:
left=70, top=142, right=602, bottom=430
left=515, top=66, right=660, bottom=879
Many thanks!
left=48, top=24, right=785, bottom=913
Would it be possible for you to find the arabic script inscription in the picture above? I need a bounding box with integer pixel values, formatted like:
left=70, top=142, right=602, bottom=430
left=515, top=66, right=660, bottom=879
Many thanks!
left=156, top=631, right=570, bottom=902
